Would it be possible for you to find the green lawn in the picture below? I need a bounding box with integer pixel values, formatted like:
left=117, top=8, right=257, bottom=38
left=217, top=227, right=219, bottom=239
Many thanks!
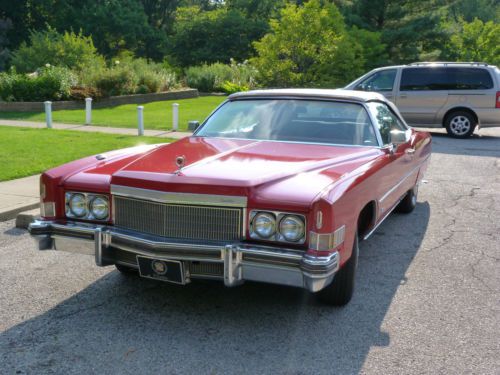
left=0, top=126, right=174, bottom=181
left=0, top=96, right=227, bottom=131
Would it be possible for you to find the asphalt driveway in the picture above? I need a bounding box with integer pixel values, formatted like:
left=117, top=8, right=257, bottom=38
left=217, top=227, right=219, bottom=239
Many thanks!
left=1, top=128, right=499, bottom=375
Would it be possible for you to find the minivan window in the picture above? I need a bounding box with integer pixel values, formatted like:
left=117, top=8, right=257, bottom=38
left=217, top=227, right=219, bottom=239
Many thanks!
left=401, top=67, right=494, bottom=91
left=355, top=69, right=397, bottom=92
left=448, top=68, right=494, bottom=89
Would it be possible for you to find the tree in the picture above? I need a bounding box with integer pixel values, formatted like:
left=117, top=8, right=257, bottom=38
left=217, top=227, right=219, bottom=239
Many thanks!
left=348, top=26, right=387, bottom=71
left=444, top=18, right=500, bottom=65
left=0, top=18, right=12, bottom=70
left=0, top=0, right=58, bottom=53
left=1, top=0, right=170, bottom=60
left=251, top=0, right=365, bottom=88
left=341, top=0, right=449, bottom=64
left=168, top=6, right=267, bottom=66
left=448, top=0, right=500, bottom=23
left=226, top=0, right=287, bottom=19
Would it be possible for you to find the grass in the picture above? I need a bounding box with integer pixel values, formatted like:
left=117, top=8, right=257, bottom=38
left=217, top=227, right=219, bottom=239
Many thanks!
left=0, top=96, right=227, bottom=131
left=0, top=126, right=174, bottom=181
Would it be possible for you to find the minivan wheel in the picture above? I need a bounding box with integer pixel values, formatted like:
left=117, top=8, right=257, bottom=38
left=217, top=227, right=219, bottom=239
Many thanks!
left=445, top=111, right=476, bottom=138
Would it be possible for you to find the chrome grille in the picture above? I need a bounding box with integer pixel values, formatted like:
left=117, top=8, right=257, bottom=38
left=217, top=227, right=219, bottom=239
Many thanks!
left=113, top=196, right=243, bottom=241
left=188, top=262, right=223, bottom=277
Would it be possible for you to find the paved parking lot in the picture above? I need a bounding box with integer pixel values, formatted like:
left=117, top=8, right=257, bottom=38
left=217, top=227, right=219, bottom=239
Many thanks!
left=1, top=128, right=499, bottom=375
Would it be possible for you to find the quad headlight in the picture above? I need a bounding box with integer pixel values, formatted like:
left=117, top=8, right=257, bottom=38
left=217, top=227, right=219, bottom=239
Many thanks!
left=65, top=192, right=109, bottom=221
left=68, top=193, right=87, bottom=217
left=250, top=211, right=306, bottom=243
left=253, top=212, right=276, bottom=238
left=279, top=215, right=305, bottom=242
left=90, top=196, right=109, bottom=220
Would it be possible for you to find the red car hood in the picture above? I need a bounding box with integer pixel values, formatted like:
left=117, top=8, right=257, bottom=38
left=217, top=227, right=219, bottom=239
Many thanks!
left=65, top=137, right=381, bottom=209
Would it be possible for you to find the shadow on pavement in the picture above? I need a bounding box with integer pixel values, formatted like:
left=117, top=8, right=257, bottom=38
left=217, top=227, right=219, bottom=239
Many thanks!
left=0, top=203, right=430, bottom=374
left=419, top=129, right=500, bottom=158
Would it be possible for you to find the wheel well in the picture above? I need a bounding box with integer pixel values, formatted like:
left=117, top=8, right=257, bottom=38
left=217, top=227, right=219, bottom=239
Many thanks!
left=357, top=201, right=376, bottom=240
left=442, top=107, right=478, bottom=128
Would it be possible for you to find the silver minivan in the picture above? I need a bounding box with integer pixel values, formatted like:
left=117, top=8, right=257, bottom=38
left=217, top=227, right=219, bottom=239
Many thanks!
left=345, top=62, right=500, bottom=138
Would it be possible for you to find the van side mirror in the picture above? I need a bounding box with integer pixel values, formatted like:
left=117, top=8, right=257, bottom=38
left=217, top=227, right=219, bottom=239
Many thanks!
left=188, top=120, right=200, bottom=132
left=390, top=129, right=409, bottom=145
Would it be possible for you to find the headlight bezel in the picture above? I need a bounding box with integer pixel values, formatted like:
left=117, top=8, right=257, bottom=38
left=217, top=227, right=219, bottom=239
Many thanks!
left=65, top=192, right=110, bottom=221
left=250, top=210, right=306, bottom=244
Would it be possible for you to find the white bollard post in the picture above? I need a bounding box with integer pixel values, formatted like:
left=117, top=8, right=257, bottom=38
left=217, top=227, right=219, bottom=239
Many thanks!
left=137, top=106, right=144, bottom=136
left=85, top=97, right=92, bottom=125
left=172, top=103, right=179, bottom=131
left=44, top=101, right=52, bottom=128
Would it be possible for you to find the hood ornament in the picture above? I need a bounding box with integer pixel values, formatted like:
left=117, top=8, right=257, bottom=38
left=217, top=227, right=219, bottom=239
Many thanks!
left=175, top=155, right=186, bottom=175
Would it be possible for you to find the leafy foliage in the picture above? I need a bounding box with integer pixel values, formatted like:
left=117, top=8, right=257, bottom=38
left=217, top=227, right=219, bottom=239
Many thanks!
left=444, top=18, right=500, bottom=65
left=348, top=27, right=387, bottom=71
left=252, top=0, right=365, bottom=88
left=219, top=81, right=249, bottom=94
left=11, top=28, right=104, bottom=73
left=0, top=66, right=77, bottom=101
left=0, top=18, right=12, bottom=70
left=341, top=0, right=449, bottom=63
left=86, top=56, right=178, bottom=97
left=185, top=60, right=256, bottom=92
left=168, top=6, right=267, bottom=66
left=1, top=0, right=499, bottom=91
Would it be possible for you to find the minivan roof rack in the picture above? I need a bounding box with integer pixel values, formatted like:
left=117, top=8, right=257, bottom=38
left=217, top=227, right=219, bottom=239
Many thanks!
left=409, top=61, right=490, bottom=67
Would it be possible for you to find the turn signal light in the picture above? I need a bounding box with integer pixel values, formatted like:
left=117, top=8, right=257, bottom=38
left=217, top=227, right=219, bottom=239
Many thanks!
left=40, top=202, right=55, bottom=218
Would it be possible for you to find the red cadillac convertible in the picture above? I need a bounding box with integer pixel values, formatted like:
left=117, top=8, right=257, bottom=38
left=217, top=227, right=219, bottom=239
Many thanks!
left=29, top=89, right=431, bottom=306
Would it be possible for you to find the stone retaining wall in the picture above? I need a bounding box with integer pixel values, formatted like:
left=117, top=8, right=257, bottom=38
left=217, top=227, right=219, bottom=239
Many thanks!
left=0, top=89, right=199, bottom=112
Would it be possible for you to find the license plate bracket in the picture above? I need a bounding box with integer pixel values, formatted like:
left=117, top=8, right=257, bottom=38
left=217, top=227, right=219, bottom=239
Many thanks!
left=136, top=256, right=185, bottom=285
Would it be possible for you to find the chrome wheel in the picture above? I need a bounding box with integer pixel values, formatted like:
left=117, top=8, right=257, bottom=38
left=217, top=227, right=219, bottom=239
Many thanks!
left=445, top=111, right=476, bottom=138
left=449, top=115, right=471, bottom=136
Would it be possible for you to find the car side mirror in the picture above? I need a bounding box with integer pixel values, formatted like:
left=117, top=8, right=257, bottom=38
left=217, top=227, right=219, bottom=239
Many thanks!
left=188, top=120, right=200, bottom=132
left=390, top=129, right=409, bottom=145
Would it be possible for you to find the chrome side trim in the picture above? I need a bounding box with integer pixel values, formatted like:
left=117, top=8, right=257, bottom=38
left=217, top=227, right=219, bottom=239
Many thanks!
left=110, top=185, right=247, bottom=207
left=363, top=102, right=384, bottom=147
left=379, top=158, right=427, bottom=203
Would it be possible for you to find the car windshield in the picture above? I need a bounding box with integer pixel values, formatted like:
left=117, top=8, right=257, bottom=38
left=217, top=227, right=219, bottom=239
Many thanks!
left=195, top=99, right=378, bottom=146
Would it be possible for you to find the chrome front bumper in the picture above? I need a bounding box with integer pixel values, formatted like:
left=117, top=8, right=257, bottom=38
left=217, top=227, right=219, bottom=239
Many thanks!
left=28, top=220, right=339, bottom=292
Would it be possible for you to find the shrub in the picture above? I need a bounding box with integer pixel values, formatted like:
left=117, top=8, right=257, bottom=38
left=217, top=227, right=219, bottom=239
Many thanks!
left=185, top=60, right=256, bottom=92
left=92, top=66, right=138, bottom=97
left=70, top=86, right=102, bottom=101
left=86, top=56, right=179, bottom=97
left=0, top=66, right=77, bottom=101
left=219, top=81, right=249, bottom=94
left=11, top=27, right=105, bottom=73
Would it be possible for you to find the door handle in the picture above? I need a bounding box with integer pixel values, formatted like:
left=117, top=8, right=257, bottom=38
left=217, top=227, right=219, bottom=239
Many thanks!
left=399, top=94, right=407, bottom=99
left=405, top=148, right=415, bottom=155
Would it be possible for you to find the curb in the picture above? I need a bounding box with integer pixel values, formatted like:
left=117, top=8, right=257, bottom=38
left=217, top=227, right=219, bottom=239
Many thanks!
left=15, top=208, right=40, bottom=229
left=0, top=202, right=39, bottom=223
